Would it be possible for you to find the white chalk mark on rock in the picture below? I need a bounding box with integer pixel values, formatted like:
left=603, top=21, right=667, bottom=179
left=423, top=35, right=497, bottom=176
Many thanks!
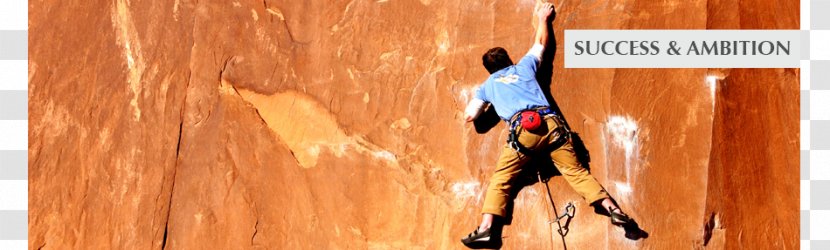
left=112, top=0, right=144, bottom=121
left=266, top=8, right=286, bottom=21
left=606, top=115, right=639, bottom=200
left=173, top=0, right=181, bottom=21
left=614, top=181, right=633, bottom=196
left=451, top=181, right=480, bottom=200
left=372, top=150, right=397, bottom=162
left=706, top=75, right=717, bottom=102
left=390, top=118, right=411, bottom=130
left=251, top=9, right=259, bottom=21
left=435, top=30, right=451, bottom=54
left=457, top=85, right=479, bottom=106
left=607, top=116, right=638, bottom=162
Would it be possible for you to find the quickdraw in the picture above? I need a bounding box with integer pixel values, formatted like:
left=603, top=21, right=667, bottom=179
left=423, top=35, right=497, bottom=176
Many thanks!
left=537, top=169, right=575, bottom=240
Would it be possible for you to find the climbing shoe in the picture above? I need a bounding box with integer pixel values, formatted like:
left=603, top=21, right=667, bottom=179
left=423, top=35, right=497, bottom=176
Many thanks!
left=461, top=227, right=501, bottom=248
left=609, top=207, right=633, bottom=226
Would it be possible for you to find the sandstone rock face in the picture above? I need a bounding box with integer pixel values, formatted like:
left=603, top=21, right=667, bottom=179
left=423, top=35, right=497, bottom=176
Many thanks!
left=29, top=0, right=798, bottom=249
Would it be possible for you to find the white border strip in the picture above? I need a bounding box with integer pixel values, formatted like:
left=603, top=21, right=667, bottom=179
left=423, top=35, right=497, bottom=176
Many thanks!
left=0, top=1, right=27, bottom=30
left=0, top=61, right=28, bottom=91
left=0, top=121, right=27, bottom=150
left=0, top=181, right=27, bottom=210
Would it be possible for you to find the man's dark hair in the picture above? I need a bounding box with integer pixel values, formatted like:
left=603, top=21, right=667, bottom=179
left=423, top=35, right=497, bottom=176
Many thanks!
left=482, top=47, right=514, bottom=74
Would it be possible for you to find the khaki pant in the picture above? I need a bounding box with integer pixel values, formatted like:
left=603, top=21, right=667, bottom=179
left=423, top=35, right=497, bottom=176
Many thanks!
left=481, top=115, right=609, bottom=217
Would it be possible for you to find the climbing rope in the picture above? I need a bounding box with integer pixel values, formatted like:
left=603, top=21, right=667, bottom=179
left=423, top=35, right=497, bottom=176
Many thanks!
left=536, top=169, right=574, bottom=249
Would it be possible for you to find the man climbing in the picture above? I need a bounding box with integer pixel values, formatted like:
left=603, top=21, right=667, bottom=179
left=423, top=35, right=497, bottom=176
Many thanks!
left=461, top=3, right=632, bottom=248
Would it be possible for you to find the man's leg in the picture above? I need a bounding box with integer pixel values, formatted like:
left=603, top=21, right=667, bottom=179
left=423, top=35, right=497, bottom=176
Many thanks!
left=462, top=145, right=529, bottom=246
left=549, top=142, right=609, bottom=204
left=549, top=139, right=632, bottom=224
left=463, top=134, right=538, bottom=246
left=480, top=144, right=532, bottom=225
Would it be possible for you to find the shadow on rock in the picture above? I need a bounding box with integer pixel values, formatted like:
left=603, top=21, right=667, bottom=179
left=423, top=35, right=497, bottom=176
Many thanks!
left=463, top=240, right=503, bottom=250
left=501, top=153, right=561, bottom=225
left=474, top=105, right=501, bottom=134
left=569, top=132, right=591, bottom=171
left=622, top=220, right=649, bottom=240
left=592, top=201, right=649, bottom=241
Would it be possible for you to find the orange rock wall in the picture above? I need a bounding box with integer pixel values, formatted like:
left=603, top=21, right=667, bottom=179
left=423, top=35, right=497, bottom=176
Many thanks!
left=29, top=0, right=798, bottom=249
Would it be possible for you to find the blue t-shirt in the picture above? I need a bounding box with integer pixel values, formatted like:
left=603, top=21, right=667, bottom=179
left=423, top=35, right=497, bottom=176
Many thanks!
left=475, top=54, right=550, bottom=121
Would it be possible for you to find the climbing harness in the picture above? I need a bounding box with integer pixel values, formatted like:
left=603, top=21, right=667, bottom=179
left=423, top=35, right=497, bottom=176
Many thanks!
left=506, top=107, right=570, bottom=156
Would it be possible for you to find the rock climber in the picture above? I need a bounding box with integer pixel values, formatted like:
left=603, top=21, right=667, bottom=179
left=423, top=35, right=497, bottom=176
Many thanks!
left=461, top=3, right=632, bottom=247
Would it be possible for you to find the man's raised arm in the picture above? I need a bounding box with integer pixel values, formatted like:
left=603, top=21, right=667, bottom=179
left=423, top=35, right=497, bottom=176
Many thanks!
left=529, top=3, right=555, bottom=60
